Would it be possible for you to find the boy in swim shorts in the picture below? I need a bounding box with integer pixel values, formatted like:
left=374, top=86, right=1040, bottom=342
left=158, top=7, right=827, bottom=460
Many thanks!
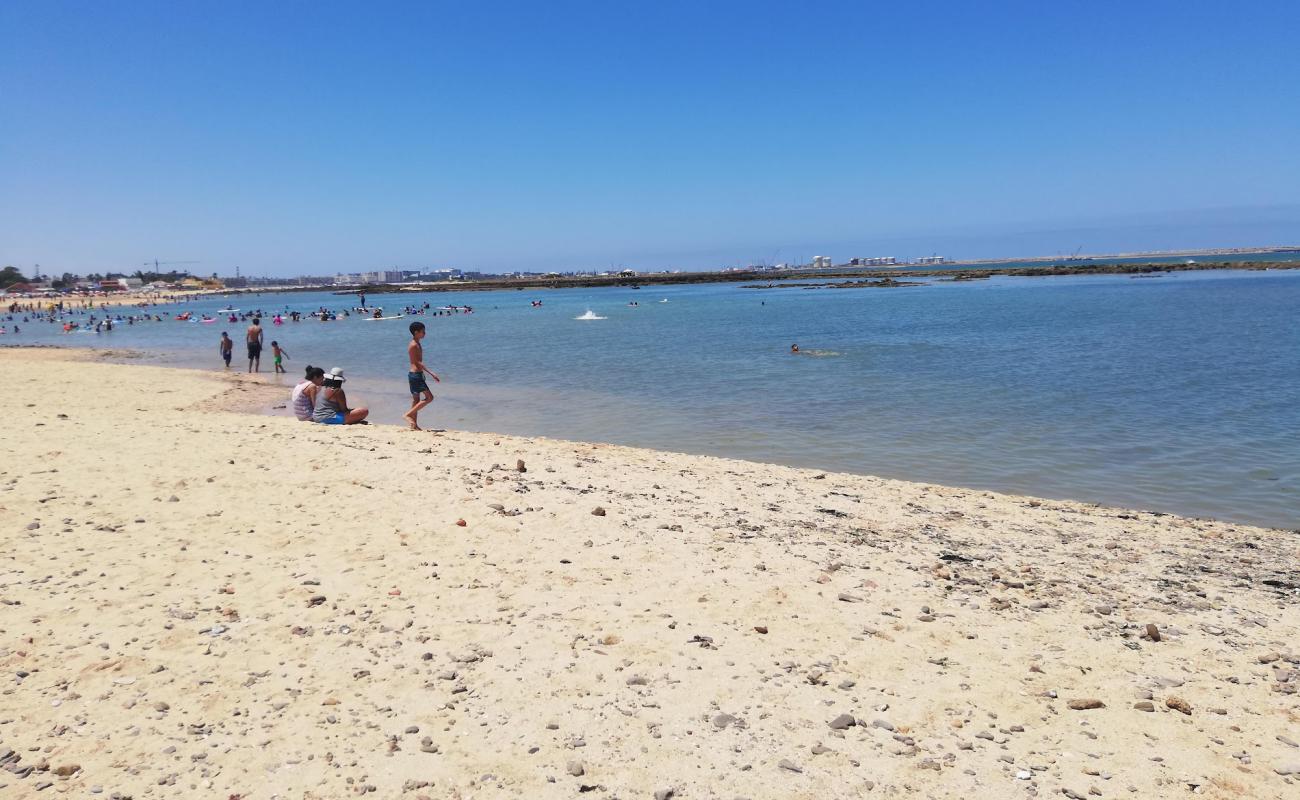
left=219, top=332, right=233, bottom=368
left=271, top=340, right=288, bottom=373
left=404, top=321, right=440, bottom=431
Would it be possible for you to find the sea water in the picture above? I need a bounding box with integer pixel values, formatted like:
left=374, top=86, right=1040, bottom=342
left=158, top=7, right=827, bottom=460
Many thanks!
left=7, top=268, right=1299, bottom=528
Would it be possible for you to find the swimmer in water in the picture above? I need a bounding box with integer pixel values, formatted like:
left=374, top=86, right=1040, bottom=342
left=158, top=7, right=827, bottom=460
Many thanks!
left=790, top=344, right=799, bottom=354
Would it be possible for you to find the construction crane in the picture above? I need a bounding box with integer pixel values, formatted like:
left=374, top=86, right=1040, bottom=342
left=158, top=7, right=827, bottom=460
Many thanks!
left=142, top=259, right=200, bottom=271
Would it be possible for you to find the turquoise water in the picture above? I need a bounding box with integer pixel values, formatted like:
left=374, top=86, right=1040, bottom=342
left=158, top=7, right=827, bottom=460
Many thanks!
left=6, top=268, right=1299, bottom=528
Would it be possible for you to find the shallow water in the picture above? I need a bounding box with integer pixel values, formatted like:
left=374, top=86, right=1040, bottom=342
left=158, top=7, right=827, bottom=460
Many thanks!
left=7, top=268, right=1299, bottom=528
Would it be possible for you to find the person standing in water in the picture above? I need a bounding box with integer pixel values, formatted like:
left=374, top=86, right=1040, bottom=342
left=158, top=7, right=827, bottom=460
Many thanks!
left=246, top=317, right=264, bottom=373
left=271, top=340, right=289, bottom=373
left=404, top=321, right=441, bottom=430
left=219, top=332, right=233, bottom=368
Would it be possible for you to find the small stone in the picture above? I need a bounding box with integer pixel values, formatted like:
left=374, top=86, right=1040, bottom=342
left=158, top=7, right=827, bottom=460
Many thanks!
left=405, top=726, right=419, bottom=734
left=1258, top=652, right=1281, bottom=664
left=625, top=675, right=648, bottom=686
left=591, top=507, right=606, bottom=516
left=26, top=521, right=40, bottom=530
left=1165, top=696, right=1192, bottom=715
left=1067, top=699, right=1105, bottom=710
left=1279, top=735, right=1299, bottom=748
left=566, top=760, right=585, bottom=777
left=516, top=459, right=527, bottom=472
left=1016, top=770, right=1032, bottom=780
left=1145, top=623, right=1161, bottom=642
left=870, top=718, right=895, bottom=731
left=1095, top=605, right=1112, bottom=615
left=838, top=679, right=856, bottom=690
left=654, top=790, right=675, bottom=800
left=713, top=713, right=739, bottom=729
left=1133, top=701, right=1155, bottom=712
left=52, top=764, right=80, bottom=776
left=308, top=595, right=326, bottom=607
left=1274, top=762, right=1300, bottom=775
left=456, top=519, right=467, bottom=527
left=168, top=495, right=180, bottom=502
left=753, top=626, right=768, bottom=634
left=829, top=713, right=856, bottom=730
left=778, top=758, right=803, bottom=773
left=153, top=701, right=170, bottom=712
left=837, top=592, right=862, bottom=603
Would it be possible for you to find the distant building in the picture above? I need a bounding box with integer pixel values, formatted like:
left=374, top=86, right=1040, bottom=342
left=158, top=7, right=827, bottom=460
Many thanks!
left=812, top=256, right=833, bottom=269
left=915, top=256, right=946, bottom=265
left=100, top=277, right=144, bottom=291
left=416, top=269, right=463, bottom=282
left=850, top=256, right=897, bottom=266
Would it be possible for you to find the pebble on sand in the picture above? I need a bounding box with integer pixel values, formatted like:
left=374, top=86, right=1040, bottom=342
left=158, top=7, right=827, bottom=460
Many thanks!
left=1165, top=696, right=1192, bottom=715
left=1067, top=699, right=1105, bottom=710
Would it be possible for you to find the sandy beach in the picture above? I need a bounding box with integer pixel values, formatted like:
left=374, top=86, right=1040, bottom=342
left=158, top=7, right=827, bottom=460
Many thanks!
left=1, top=347, right=1297, bottom=799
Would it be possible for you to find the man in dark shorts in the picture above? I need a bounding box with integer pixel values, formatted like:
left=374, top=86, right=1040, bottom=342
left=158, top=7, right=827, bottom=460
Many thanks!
left=220, top=331, right=233, bottom=368
left=246, top=317, right=263, bottom=373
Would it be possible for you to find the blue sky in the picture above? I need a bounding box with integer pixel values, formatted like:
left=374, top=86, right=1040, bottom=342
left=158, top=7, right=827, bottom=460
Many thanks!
left=3, top=1, right=1298, bottom=276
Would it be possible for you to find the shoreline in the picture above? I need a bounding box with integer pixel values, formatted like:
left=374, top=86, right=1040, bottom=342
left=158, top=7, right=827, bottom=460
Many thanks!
left=7, top=343, right=1296, bottom=532
left=2, top=347, right=1298, bottom=798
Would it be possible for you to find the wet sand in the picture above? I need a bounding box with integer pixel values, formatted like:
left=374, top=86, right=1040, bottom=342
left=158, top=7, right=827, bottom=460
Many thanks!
left=1, top=348, right=1297, bottom=799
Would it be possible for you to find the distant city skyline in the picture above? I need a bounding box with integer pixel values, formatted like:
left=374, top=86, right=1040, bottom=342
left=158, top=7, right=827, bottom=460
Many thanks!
left=3, top=2, right=1298, bottom=277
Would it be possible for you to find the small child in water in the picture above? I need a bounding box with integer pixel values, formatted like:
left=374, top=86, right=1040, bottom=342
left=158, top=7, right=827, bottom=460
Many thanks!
left=271, top=341, right=289, bottom=373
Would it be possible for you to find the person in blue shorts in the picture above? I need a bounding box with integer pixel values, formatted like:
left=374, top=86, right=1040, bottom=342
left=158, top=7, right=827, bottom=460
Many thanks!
left=403, top=321, right=441, bottom=431
left=312, top=368, right=369, bottom=425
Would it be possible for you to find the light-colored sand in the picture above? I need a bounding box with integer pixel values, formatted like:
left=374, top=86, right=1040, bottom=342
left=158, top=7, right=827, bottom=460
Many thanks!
left=2, top=348, right=1297, bottom=799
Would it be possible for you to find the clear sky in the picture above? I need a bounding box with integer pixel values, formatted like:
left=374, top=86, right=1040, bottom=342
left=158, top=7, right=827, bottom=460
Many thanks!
left=3, top=0, right=1299, bottom=276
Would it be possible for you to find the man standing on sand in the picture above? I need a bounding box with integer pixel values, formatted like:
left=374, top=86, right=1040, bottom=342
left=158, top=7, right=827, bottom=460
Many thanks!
left=404, top=321, right=440, bottom=430
left=246, top=317, right=264, bottom=373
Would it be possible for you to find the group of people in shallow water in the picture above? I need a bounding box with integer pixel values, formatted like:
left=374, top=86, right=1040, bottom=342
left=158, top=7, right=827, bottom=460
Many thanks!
left=291, top=366, right=370, bottom=425
left=5, top=297, right=188, bottom=334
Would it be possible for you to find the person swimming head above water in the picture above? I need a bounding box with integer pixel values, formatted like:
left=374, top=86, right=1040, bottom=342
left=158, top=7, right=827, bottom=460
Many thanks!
left=791, top=344, right=799, bottom=353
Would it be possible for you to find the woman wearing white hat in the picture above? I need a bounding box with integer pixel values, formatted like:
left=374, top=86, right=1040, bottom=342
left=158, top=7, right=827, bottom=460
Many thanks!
left=311, top=367, right=369, bottom=425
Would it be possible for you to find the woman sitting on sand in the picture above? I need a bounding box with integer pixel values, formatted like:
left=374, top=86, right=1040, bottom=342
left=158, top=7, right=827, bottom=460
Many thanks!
left=291, top=366, right=326, bottom=421
left=312, top=368, right=369, bottom=425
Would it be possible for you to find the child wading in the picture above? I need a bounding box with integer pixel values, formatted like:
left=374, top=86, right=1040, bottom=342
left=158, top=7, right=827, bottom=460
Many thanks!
left=271, top=340, right=289, bottom=373
left=219, top=332, right=233, bottom=368
left=404, top=321, right=441, bottom=430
